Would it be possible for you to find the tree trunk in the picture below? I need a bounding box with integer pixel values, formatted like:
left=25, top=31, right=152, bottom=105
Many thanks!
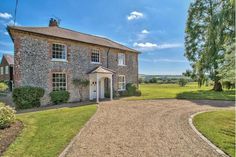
left=213, top=80, right=223, bottom=91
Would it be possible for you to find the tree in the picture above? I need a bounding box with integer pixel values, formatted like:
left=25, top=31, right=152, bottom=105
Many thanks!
left=178, top=78, right=188, bottom=87
left=149, top=77, right=158, bottom=83
left=185, top=0, right=235, bottom=91
left=72, top=79, right=89, bottom=101
left=218, top=42, right=235, bottom=85
left=138, top=78, right=144, bottom=84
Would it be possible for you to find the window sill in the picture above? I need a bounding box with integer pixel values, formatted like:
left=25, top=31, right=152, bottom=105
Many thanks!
left=118, top=89, right=126, bottom=91
left=118, top=64, right=127, bottom=66
left=51, top=59, right=68, bottom=62
left=91, top=62, right=102, bottom=64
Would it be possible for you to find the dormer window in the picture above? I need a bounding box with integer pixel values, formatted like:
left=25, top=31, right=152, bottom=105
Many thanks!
left=91, top=49, right=100, bottom=63
left=52, top=43, right=67, bottom=61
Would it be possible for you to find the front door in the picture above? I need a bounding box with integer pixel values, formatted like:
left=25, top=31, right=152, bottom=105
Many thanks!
left=90, top=81, right=97, bottom=100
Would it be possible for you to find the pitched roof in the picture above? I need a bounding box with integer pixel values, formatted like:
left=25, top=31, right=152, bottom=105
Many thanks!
left=87, top=66, right=115, bottom=74
left=8, top=26, right=139, bottom=53
left=2, top=54, right=14, bottom=65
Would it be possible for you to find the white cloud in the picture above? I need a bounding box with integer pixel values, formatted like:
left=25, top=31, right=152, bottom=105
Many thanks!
left=133, top=42, right=183, bottom=51
left=136, top=29, right=150, bottom=41
left=140, top=58, right=188, bottom=63
left=127, top=11, right=144, bottom=21
left=133, top=42, right=157, bottom=51
left=3, top=32, right=9, bottom=36
left=141, top=29, right=149, bottom=34
left=6, top=20, right=20, bottom=26
left=0, top=12, right=12, bottom=19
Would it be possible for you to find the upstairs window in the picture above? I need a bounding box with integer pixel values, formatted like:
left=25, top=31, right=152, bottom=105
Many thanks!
left=118, top=75, right=126, bottom=91
left=91, top=49, right=100, bottom=63
left=52, top=73, right=67, bottom=91
left=5, top=66, right=9, bottom=74
left=52, top=43, right=66, bottom=60
left=118, top=53, right=125, bottom=66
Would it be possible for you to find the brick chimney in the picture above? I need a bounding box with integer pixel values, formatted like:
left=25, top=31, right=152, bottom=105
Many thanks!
left=49, top=18, right=58, bottom=27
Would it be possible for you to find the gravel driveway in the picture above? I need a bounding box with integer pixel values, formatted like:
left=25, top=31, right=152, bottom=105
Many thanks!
left=63, top=99, right=234, bottom=157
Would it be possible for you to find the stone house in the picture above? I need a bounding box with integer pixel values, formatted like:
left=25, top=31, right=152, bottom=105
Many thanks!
left=0, top=54, right=14, bottom=91
left=7, top=19, right=139, bottom=105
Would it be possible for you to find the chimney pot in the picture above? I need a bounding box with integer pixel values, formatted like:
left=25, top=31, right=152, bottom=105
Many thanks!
left=49, top=18, right=58, bottom=27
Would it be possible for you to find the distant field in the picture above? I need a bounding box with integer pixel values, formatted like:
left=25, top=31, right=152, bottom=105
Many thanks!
left=127, top=83, right=235, bottom=101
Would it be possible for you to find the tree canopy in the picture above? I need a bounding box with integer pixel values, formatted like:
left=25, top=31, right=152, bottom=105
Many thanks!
left=185, top=0, right=235, bottom=91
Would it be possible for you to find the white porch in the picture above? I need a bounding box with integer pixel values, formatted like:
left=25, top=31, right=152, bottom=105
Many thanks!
left=88, top=66, right=114, bottom=103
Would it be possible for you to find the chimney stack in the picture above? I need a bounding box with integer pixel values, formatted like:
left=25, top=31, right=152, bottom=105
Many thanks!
left=49, top=18, right=58, bottom=27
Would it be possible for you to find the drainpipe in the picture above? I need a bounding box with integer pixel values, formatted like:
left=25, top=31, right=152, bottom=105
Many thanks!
left=106, top=48, right=111, bottom=95
left=106, top=48, right=110, bottom=68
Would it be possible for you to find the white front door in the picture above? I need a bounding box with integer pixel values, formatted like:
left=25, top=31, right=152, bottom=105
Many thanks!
left=89, top=78, right=105, bottom=100
left=90, top=81, right=97, bottom=100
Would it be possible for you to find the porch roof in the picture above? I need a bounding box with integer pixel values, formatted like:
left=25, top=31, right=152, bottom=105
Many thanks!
left=87, top=66, right=115, bottom=74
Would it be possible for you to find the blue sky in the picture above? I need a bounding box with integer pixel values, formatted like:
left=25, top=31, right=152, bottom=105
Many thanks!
left=0, top=0, right=191, bottom=75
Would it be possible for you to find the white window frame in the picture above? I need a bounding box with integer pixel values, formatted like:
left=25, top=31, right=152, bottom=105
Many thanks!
left=118, top=75, right=126, bottom=91
left=5, top=66, right=9, bottom=74
left=52, top=72, right=67, bottom=91
left=118, top=53, right=126, bottom=66
left=51, top=43, right=67, bottom=62
left=91, top=49, right=101, bottom=64
left=0, top=67, right=3, bottom=75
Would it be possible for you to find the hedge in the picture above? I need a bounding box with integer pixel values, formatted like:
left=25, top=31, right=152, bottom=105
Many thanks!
left=49, top=91, right=70, bottom=104
left=12, top=86, right=45, bottom=109
left=120, top=83, right=142, bottom=97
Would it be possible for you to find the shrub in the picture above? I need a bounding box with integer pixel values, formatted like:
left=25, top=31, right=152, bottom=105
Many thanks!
left=138, top=78, right=144, bottom=84
left=222, top=81, right=235, bottom=89
left=13, top=86, right=45, bottom=109
left=50, top=91, right=70, bottom=104
left=126, top=83, right=137, bottom=95
left=104, top=90, right=116, bottom=98
left=178, top=78, right=188, bottom=87
left=120, top=83, right=142, bottom=97
left=0, top=102, right=16, bottom=129
left=0, top=82, right=8, bottom=92
left=119, top=90, right=129, bottom=97
left=135, top=90, right=142, bottom=96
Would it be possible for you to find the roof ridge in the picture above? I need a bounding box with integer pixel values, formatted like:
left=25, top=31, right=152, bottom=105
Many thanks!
left=60, top=27, right=139, bottom=52
left=8, top=26, right=140, bottom=53
left=58, top=27, right=111, bottom=40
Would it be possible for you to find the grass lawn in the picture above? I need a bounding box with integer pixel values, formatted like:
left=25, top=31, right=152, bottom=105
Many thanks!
left=193, top=110, right=235, bottom=157
left=3, top=105, right=97, bottom=157
left=127, top=83, right=235, bottom=101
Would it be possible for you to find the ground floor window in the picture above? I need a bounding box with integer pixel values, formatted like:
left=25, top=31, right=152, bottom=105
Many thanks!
left=52, top=73, right=67, bottom=91
left=118, top=75, right=126, bottom=91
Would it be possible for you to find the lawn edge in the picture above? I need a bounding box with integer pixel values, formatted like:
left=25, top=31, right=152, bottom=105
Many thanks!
left=188, top=111, right=229, bottom=157
left=58, top=104, right=99, bottom=157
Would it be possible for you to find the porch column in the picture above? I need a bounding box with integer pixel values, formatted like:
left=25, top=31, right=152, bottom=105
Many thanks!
left=96, top=75, right=99, bottom=103
left=110, top=77, right=113, bottom=100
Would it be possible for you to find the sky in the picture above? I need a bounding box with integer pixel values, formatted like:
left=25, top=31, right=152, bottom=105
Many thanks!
left=0, top=0, right=192, bottom=75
